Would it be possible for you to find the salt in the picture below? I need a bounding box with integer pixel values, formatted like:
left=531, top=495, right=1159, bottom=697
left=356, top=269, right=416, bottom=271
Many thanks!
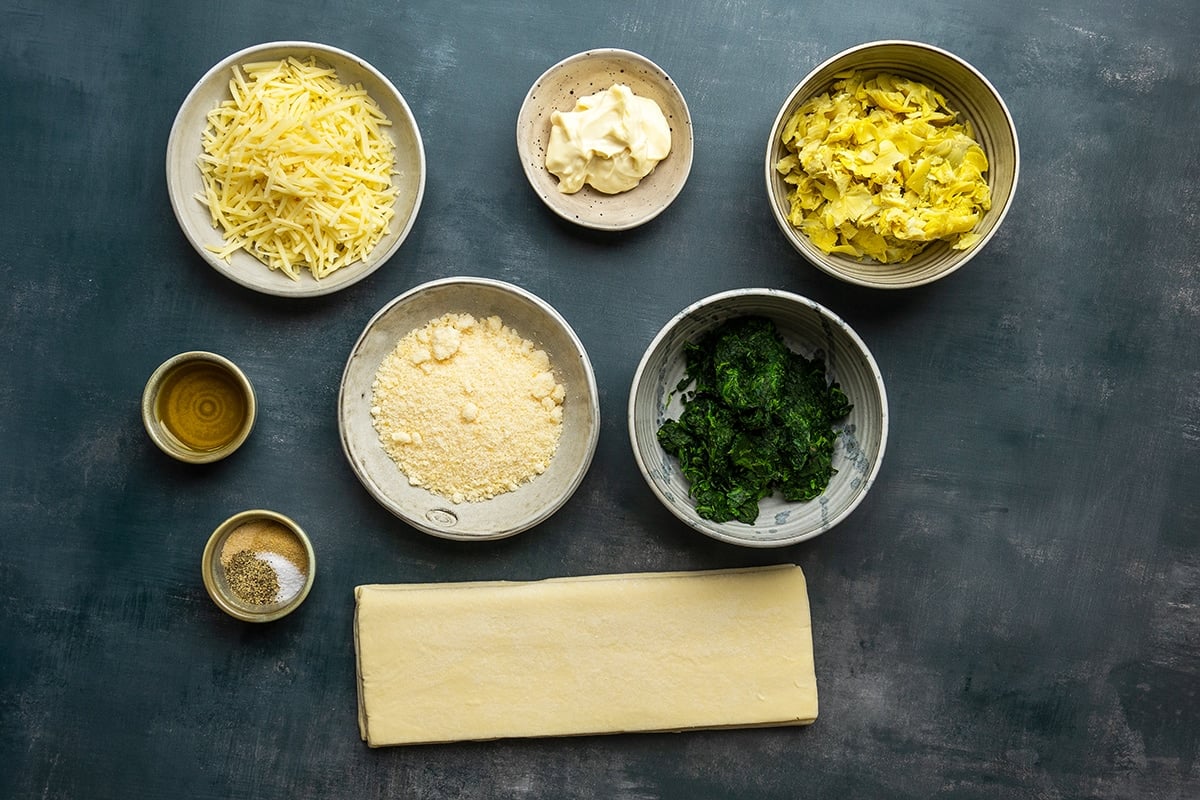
left=258, top=551, right=307, bottom=603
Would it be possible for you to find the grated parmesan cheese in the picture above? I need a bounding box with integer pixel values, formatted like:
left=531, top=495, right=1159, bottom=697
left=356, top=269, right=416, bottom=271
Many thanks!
left=370, top=313, right=565, bottom=503
left=196, top=56, right=397, bottom=280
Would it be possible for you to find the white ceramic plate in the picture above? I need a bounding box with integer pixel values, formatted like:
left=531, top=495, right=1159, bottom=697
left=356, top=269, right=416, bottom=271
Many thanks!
left=166, top=41, right=426, bottom=297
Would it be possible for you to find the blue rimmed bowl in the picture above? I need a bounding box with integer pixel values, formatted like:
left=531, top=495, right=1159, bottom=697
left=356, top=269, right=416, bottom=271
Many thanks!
left=628, top=288, right=888, bottom=547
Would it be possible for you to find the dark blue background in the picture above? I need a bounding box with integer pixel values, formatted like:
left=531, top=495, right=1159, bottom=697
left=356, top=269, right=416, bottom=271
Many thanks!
left=2, top=0, right=1197, bottom=797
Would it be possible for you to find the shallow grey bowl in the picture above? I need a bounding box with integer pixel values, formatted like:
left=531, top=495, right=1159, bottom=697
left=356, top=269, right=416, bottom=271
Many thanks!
left=338, top=277, right=600, bottom=540
left=629, top=289, right=888, bottom=547
left=166, top=41, right=426, bottom=297
left=516, top=48, right=693, bottom=231
left=765, top=40, right=1019, bottom=288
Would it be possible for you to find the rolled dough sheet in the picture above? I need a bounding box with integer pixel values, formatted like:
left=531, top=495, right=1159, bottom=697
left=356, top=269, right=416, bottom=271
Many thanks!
left=354, top=564, right=817, bottom=746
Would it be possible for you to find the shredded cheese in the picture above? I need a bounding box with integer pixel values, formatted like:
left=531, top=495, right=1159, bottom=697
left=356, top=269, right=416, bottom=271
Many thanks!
left=370, top=313, right=565, bottom=503
left=775, top=71, right=991, bottom=264
left=196, top=56, right=397, bottom=280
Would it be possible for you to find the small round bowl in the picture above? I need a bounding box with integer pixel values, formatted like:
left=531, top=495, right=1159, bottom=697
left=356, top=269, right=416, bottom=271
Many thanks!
left=202, top=509, right=316, bottom=623
left=765, top=40, right=1019, bottom=288
left=166, top=41, right=426, bottom=297
left=516, top=48, right=694, bottom=231
left=338, top=277, right=601, bottom=541
left=629, top=289, right=888, bottom=547
left=141, top=351, right=256, bottom=463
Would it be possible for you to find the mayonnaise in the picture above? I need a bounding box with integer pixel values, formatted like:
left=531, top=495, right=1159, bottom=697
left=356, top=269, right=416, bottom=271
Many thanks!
left=545, top=84, right=672, bottom=194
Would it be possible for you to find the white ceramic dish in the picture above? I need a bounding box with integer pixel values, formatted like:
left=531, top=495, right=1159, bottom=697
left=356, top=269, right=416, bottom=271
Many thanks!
left=516, top=48, right=693, bottom=231
left=166, top=41, right=426, bottom=297
left=765, top=40, right=1019, bottom=288
left=338, top=277, right=600, bottom=540
left=629, top=288, right=888, bottom=547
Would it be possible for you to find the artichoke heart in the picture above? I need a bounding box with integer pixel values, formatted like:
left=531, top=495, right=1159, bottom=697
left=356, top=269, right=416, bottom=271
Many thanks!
left=775, top=71, right=991, bottom=264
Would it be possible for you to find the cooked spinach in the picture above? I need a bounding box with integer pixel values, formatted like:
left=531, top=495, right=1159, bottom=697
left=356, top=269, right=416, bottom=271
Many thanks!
left=656, top=316, right=852, bottom=525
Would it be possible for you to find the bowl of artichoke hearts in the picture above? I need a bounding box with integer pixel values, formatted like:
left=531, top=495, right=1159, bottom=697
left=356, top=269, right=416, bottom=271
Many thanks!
left=765, top=40, right=1019, bottom=288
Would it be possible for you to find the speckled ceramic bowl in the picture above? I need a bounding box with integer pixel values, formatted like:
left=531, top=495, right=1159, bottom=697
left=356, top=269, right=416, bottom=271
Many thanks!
left=629, top=289, right=888, bottom=547
left=202, top=509, right=316, bottom=623
left=516, top=48, right=693, bottom=231
left=338, top=277, right=601, bottom=540
left=765, top=40, right=1019, bottom=288
left=166, top=41, right=426, bottom=297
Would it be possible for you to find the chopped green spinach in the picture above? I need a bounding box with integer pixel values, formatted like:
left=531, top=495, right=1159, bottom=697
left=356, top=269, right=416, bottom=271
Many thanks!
left=656, top=316, right=852, bottom=525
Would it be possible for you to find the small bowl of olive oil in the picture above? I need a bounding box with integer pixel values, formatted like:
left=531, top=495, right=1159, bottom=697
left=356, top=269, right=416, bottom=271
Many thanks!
left=141, top=351, right=256, bottom=463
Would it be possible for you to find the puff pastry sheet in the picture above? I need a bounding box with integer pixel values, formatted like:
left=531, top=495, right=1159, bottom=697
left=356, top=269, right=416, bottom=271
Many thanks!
left=354, top=564, right=817, bottom=746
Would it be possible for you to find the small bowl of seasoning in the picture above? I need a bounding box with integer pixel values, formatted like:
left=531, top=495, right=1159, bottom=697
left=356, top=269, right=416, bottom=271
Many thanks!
left=202, top=509, right=315, bottom=622
left=141, top=351, right=256, bottom=463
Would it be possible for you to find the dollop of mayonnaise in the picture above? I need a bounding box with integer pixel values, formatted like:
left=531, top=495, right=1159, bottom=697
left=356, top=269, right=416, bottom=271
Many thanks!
left=545, top=84, right=672, bottom=194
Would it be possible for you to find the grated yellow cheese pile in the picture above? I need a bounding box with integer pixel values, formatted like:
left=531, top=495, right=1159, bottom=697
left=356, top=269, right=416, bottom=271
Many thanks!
left=197, top=57, right=397, bottom=280
left=370, top=313, right=565, bottom=503
left=775, top=71, right=991, bottom=264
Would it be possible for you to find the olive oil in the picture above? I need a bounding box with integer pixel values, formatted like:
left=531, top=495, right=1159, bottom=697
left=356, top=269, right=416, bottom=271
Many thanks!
left=155, top=360, right=249, bottom=452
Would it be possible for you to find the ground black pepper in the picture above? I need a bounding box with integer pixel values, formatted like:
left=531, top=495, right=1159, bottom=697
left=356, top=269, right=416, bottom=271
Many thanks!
left=224, top=549, right=280, bottom=605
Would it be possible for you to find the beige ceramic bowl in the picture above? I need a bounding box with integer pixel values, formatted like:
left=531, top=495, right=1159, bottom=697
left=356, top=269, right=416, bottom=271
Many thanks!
left=338, top=277, right=601, bottom=540
left=166, top=41, right=426, bottom=297
left=629, top=289, right=888, bottom=547
left=202, top=509, right=316, bottom=623
left=516, top=48, right=693, bottom=230
left=141, top=351, right=256, bottom=463
left=765, top=40, right=1020, bottom=288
